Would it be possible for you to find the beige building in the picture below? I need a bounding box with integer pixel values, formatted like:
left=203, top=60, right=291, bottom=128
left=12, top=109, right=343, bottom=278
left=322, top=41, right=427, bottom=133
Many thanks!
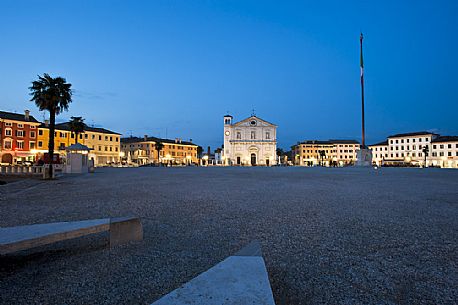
left=292, top=140, right=360, bottom=166
left=37, top=122, right=121, bottom=166
left=120, top=136, right=199, bottom=165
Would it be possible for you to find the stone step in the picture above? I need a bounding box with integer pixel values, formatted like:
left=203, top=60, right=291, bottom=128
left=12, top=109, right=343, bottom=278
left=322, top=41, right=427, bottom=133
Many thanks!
left=152, top=240, right=275, bottom=305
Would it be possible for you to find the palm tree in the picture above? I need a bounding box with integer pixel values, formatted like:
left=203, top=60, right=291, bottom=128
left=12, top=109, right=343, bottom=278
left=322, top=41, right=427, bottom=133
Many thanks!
left=30, top=73, right=72, bottom=179
left=422, top=144, right=429, bottom=168
left=68, top=116, right=85, bottom=144
left=319, top=150, right=326, bottom=166
left=155, top=141, right=164, bottom=166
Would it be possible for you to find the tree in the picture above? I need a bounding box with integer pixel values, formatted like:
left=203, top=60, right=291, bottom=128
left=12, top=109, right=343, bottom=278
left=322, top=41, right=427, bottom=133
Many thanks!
left=30, top=73, right=72, bottom=179
left=68, top=116, right=85, bottom=144
left=422, top=144, right=429, bottom=168
left=197, top=146, right=203, bottom=158
left=155, top=141, right=164, bottom=165
left=276, top=148, right=284, bottom=164
left=319, top=150, right=326, bottom=166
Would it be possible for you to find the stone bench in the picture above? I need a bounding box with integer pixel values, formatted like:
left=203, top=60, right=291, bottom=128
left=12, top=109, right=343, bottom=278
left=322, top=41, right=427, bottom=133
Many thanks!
left=152, top=240, right=276, bottom=305
left=0, top=217, right=142, bottom=255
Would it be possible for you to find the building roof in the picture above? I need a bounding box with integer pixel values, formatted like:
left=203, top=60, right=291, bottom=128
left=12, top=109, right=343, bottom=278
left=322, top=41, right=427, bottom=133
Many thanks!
left=328, top=139, right=360, bottom=144
left=296, top=139, right=359, bottom=145
left=387, top=131, right=438, bottom=138
left=298, top=140, right=333, bottom=145
left=0, top=111, right=39, bottom=123
left=66, top=143, right=93, bottom=151
left=431, top=136, right=458, bottom=143
left=368, top=140, right=388, bottom=146
left=120, top=136, right=197, bottom=146
left=39, top=122, right=121, bottom=135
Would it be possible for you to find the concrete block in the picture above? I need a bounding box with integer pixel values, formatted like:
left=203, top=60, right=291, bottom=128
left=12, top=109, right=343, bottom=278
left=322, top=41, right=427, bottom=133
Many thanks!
left=1, top=217, right=142, bottom=255
left=109, top=217, right=143, bottom=247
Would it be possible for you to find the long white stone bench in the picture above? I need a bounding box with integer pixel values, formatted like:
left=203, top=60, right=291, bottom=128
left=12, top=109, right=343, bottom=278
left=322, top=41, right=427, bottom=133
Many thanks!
left=152, top=240, right=276, bottom=305
left=0, top=217, right=142, bottom=255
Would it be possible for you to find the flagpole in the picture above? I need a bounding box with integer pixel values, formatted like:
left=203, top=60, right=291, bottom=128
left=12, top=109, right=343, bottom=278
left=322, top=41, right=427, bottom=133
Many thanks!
left=360, top=33, right=365, bottom=148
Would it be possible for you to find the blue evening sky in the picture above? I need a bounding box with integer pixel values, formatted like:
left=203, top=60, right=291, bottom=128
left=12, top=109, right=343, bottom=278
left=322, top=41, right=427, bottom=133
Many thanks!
left=1, top=1, right=457, bottom=149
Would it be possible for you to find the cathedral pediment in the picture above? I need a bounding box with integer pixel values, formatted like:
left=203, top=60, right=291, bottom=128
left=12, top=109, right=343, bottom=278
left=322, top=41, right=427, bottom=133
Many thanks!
left=232, top=116, right=277, bottom=127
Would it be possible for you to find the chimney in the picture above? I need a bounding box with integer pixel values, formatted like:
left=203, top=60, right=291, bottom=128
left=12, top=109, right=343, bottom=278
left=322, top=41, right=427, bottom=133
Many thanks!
left=144, top=135, right=148, bottom=141
left=45, top=120, right=49, bottom=127
left=24, top=110, right=30, bottom=121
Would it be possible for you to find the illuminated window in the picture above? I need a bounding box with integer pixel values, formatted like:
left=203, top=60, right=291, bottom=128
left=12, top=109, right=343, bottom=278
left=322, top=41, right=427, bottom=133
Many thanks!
left=4, top=140, right=12, bottom=149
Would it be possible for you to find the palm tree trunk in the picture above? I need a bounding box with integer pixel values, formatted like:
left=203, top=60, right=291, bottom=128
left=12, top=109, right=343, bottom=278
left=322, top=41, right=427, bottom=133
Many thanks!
left=75, top=132, right=78, bottom=144
left=48, top=108, right=56, bottom=179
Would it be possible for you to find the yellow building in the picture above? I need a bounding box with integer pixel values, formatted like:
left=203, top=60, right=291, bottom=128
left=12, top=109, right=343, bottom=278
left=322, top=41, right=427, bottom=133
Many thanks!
left=37, top=122, right=121, bottom=166
left=292, top=140, right=360, bottom=166
left=121, top=136, right=199, bottom=165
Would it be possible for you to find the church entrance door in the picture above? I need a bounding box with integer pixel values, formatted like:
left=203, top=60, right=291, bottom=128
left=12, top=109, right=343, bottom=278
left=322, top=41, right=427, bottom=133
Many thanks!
left=266, top=159, right=270, bottom=166
left=251, top=153, right=257, bottom=166
left=237, top=156, right=241, bottom=165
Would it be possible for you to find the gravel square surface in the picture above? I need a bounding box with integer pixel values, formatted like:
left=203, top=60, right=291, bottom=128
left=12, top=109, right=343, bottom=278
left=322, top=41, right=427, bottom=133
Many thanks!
left=0, top=167, right=457, bottom=305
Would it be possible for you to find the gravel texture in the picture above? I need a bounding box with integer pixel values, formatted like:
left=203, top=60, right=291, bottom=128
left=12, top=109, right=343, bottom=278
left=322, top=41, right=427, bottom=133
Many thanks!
left=0, top=167, right=457, bottom=305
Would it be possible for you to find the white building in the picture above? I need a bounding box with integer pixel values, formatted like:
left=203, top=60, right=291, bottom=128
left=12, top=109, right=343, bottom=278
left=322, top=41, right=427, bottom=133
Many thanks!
left=430, top=136, right=458, bottom=168
left=369, top=131, right=458, bottom=168
left=222, top=114, right=277, bottom=166
left=368, top=140, right=388, bottom=166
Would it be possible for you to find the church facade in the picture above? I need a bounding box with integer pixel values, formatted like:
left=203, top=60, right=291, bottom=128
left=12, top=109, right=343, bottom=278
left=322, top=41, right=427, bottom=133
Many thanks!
left=222, top=114, right=277, bottom=166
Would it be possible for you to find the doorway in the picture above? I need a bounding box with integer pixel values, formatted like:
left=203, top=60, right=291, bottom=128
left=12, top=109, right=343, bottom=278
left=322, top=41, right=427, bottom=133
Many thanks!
left=266, top=159, right=270, bottom=166
left=236, top=156, right=241, bottom=165
left=250, top=153, right=256, bottom=166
